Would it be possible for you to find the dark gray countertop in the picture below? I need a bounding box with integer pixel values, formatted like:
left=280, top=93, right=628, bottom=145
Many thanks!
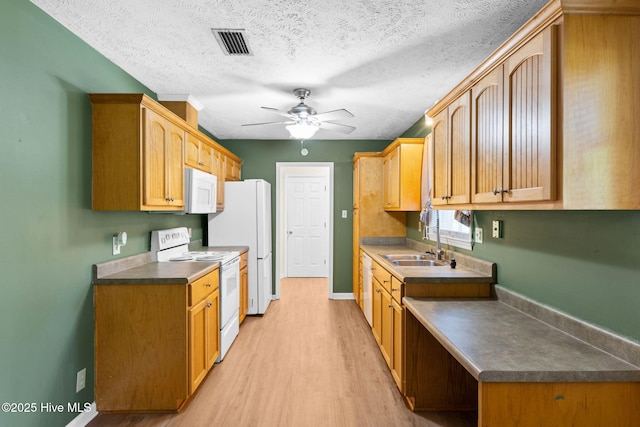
left=361, top=244, right=495, bottom=284
left=404, top=297, right=640, bottom=383
left=92, top=245, right=248, bottom=285
left=94, top=262, right=219, bottom=285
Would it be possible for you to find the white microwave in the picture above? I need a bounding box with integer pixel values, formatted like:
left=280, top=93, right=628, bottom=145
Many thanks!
left=184, top=168, right=217, bottom=214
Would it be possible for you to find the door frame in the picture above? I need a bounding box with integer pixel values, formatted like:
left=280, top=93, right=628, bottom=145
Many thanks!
left=275, top=162, right=334, bottom=300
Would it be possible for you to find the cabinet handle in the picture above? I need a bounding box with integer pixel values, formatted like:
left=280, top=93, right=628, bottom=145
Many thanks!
left=392, top=287, right=399, bottom=292
left=388, top=304, right=393, bottom=308
left=493, top=188, right=510, bottom=195
left=206, top=301, right=213, bottom=308
left=376, top=289, right=381, bottom=293
left=206, top=283, right=211, bottom=287
left=384, top=280, right=390, bottom=283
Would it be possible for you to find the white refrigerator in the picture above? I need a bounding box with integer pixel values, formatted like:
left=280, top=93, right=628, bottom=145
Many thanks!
left=208, top=179, right=272, bottom=315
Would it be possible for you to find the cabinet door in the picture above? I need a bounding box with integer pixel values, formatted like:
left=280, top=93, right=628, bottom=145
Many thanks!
left=390, top=298, right=403, bottom=392
left=431, top=109, right=449, bottom=206
left=185, top=132, right=201, bottom=170
left=383, top=147, right=400, bottom=209
left=189, top=296, right=208, bottom=394
left=380, top=288, right=392, bottom=368
left=167, top=122, right=185, bottom=207
left=205, top=289, right=220, bottom=370
left=143, top=109, right=171, bottom=207
left=213, top=149, right=225, bottom=210
left=240, top=265, right=248, bottom=324
left=503, top=26, right=556, bottom=203
left=447, top=92, right=471, bottom=205
left=142, top=109, right=184, bottom=208
left=200, top=141, right=214, bottom=174
left=472, top=66, right=504, bottom=203
left=372, top=280, right=382, bottom=344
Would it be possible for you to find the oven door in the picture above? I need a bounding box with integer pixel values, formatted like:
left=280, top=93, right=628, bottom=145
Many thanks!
left=219, top=256, right=240, bottom=328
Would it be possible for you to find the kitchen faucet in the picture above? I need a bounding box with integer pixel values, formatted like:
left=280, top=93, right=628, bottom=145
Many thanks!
left=423, top=210, right=445, bottom=261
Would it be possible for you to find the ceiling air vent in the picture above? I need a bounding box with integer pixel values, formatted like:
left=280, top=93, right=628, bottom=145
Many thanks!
left=211, top=28, right=252, bottom=56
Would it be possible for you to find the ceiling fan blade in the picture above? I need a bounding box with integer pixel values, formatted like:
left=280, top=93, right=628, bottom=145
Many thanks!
left=260, top=106, right=294, bottom=119
left=241, top=120, right=294, bottom=127
left=319, top=121, right=356, bottom=134
left=314, top=108, right=354, bottom=122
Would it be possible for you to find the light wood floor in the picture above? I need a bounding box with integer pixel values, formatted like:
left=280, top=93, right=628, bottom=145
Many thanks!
left=88, top=278, right=476, bottom=427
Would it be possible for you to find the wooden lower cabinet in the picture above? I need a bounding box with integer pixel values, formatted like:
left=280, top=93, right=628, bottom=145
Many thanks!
left=390, top=298, right=403, bottom=390
left=364, top=250, right=493, bottom=398
left=94, top=268, right=219, bottom=413
left=239, top=251, right=249, bottom=324
left=371, top=260, right=404, bottom=392
left=188, top=287, right=220, bottom=394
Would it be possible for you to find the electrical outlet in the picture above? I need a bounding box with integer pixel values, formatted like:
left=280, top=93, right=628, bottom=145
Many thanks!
left=474, top=227, right=483, bottom=243
left=76, top=368, right=86, bottom=393
left=492, top=220, right=503, bottom=238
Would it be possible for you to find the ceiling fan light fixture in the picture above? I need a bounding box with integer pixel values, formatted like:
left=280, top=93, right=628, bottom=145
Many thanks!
left=286, top=122, right=319, bottom=139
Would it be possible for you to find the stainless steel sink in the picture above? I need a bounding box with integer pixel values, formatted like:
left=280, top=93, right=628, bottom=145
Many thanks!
left=382, top=254, right=434, bottom=261
left=380, top=254, right=448, bottom=267
left=391, top=259, right=447, bottom=267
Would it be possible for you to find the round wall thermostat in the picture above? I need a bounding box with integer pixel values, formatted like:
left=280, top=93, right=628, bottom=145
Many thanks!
left=301, top=148, right=309, bottom=156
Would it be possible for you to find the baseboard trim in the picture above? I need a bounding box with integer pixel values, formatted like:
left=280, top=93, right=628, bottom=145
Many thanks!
left=65, top=402, right=98, bottom=427
left=331, top=292, right=355, bottom=300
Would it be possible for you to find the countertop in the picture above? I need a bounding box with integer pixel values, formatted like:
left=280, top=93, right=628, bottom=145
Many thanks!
left=360, top=244, right=495, bottom=284
left=93, top=245, right=249, bottom=285
left=404, top=297, right=640, bottom=383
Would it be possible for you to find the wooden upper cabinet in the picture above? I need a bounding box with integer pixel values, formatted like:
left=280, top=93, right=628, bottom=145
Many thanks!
left=185, top=132, right=215, bottom=175
left=225, top=156, right=241, bottom=181
left=471, top=66, right=504, bottom=203
left=90, top=94, right=186, bottom=211
left=472, top=27, right=556, bottom=206
left=142, top=109, right=185, bottom=209
left=562, top=12, right=640, bottom=209
left=382, top=138, right=424, bottom=211
left=431, top=93, right=471, bottom=206
left=213, top=149, right=225, bottom=211
left=383, top=147, right=400, bottom=209
left=90, top=94, right=242, bottom=212
left=503, top=26, right=556, bottom=203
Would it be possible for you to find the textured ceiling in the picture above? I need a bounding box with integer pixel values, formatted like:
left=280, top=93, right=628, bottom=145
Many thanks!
left=31, top=0, right=548, bottom=140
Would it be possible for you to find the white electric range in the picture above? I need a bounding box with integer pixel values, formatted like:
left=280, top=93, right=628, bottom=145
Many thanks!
left=151, top=227, right=240, bottom=362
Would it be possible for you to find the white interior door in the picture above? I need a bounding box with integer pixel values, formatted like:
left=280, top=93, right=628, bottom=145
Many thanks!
left=285, top=175, right=328, bottom=277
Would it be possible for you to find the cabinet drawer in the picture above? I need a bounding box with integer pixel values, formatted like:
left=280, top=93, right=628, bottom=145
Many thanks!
left=372, top=260, right=392, bottom=293
left=189, top=269, right=219, bottom=306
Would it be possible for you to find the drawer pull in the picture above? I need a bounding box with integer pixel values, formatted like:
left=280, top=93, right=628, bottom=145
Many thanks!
left=392, top=287, right=399, bottom=292
left=206, top=283, right=211, bottom=287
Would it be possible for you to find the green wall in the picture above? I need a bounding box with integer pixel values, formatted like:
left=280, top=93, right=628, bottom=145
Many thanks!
left=0, top=2, right=204, bottom=425
left=219, top=139, right=390, bottom=294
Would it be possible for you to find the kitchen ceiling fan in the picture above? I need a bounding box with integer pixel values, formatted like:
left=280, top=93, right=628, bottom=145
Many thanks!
left=242, top=88, right=356, bottom=139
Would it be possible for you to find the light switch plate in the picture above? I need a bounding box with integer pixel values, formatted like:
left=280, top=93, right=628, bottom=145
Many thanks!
left=342, top=210, right=348, bottom=218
